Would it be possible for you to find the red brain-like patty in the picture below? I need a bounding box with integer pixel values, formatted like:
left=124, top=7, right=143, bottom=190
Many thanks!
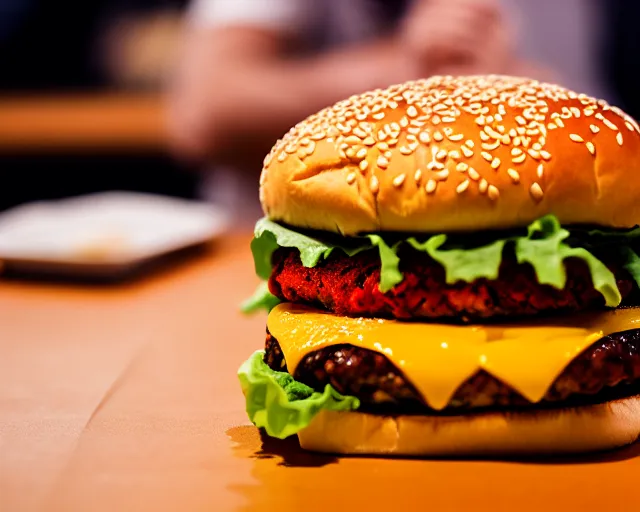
left=268, top=247, right=634, bottom=320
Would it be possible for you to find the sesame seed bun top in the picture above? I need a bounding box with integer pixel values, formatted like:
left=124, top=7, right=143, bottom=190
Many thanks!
left=259, top=75, right=640, bottom=235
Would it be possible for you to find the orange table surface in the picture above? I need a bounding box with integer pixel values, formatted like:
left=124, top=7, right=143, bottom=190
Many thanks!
left=0, top=94, right=167, bottom=152
left=2, top=235, right=640, bottom=512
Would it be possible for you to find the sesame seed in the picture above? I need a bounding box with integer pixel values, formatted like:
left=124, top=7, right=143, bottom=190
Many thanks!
left=419, top=132, right=430, bottom=144
left=509, top=128, right=518, bottom=138
left=456, top=179, right=470, bottom=194
left=399, top=117, right=409, bottom=128
left=485, top=126, right=502, bottom=139
left=407, top=105, right=418, bottom=118
left=377, top=156, right=389, bottom=168
left=516, top=116, right=526, bottom=126
left=372, top=112, right=385, bottom=120
left=425, top=179, right=437, bottom=194
left=356, top=148, right=367, bottom=159
left=481, top=151, right=493, bottom=162
left=589, top=125, right=600, bottom=134
left=603, top=118, right=619, bottom=131
left=617, top=132, right=624, bottom=145
left=448, top=133, right=464, bottom=141
left=432, top=115, right=441, bottom=125
left=461, top=146, right=474, bottom=158
left=393, top=174, right=406, bottom=187
left=370, top=175, right=379, bottom=193
left=512, top=153, right=526, bottom=164
left=487, top=185, right=500, bottom=200
left=468, top=168, right=480, bottom=181
left=346, top=172, right=357, bottom=185
left=532, top=142, right=542, bottom=151
left=547, top=123, right=558, bottom=130
left=626, top=121, right=637, bottom=132
left=297, top=148, right=308, bottom=159
left=449, top=150, right=461, bottom=160
left=482, top=141, right=500, bottom=151
left=465, top=140, right=475, bottom=148
left=540, top=150, right=551, bottom=160
left=513, top=137, right=522, bottom=147
left=570, top=107, right=581, bottom=118
left=434, top=131, right=444, bottom=141
left=359, top=160, right=369, bottom=172
left=584, top=108, right=594, bottom=117
left=528, top=149, right=541, bottom=160
left=353, top=127, right=367, bottom=138
left=586, top=142, right=596, bottom=155
left=479, top=179, right=489, bottom=194
left=475, top=116, right=486, bottom=126
left=530, top=182, right=544, bottom=201
left=414, top=169, right=422, bottom=183
left=436, top=149, right=448, bottom=160
left=433, top=169, right=450, bottom=181
left=537, top=164, right=544, bottom=178
left=507, top=168, right=520, bottom=183
left=427, top=161, right=444, bottom=171
left=457, top=162, right=469, bottom=173
left=442, top=116, right=456, bottom=123
left=480, top=132, right=490, bottom=142
left=399, top=146, right=412, bottom=155
left=384, top=150, right=393, bottom=159
left=595, top=113, right=605, bottom=121
left=491, top=157, right=501, bottom=169
left=555, top=118, right=565, bottom=128
left=569, top=134, right=584, bottom=143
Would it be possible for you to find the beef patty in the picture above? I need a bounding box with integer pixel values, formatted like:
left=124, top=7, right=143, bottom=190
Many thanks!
left=269, top=247, right=634, bottom=321
left=264, top=327, right=640, bottom=413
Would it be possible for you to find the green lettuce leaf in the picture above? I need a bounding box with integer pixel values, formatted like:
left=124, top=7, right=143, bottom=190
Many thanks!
left=514, top=216, right=620, bottom=306
left=247, top=215, right=635, bottom=310
left=407, top=235, right=506, bottom=284
left=251, top=218, right=370, bottom=280
left=367, top=235, right=402, bottom=292
left=620, top=246, right=640, bottom=288
left=238, top=350, right=360, bottom=439
left=240, top=281, right=281, bottom=314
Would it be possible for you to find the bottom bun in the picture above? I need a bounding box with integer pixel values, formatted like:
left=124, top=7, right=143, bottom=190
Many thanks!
left=298, top=396, right=640, bottom=456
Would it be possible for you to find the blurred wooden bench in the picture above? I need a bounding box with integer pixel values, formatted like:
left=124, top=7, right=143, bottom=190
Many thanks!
left=0, top=94, right=167, bottom=153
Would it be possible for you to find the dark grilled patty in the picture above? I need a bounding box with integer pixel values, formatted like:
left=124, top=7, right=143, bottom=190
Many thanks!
left=264, top=328, right=640, bottom=413
left=269, top=248, right=635, bottom=321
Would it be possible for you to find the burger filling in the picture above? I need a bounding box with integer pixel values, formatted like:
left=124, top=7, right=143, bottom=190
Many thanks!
left=270, top=247, right=635, bottom=320
left=265, top=330, right=640, bottom=412
left=239, top=215, right=640, bottom=440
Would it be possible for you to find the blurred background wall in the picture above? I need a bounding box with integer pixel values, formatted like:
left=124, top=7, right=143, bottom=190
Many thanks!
left=0, top=0, right=636, bottom=217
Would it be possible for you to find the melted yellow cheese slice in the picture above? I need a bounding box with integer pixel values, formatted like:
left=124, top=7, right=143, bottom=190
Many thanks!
left=267, top=304, right=640, bottom=410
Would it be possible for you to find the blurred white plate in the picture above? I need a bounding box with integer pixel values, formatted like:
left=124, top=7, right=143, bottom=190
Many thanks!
left=0, top=191, right=229, bottom=276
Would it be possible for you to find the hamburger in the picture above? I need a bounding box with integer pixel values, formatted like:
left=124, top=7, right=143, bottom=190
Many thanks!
left=238, top=75, right=640, bottom=456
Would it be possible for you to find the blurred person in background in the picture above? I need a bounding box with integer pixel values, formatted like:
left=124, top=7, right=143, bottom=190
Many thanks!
left=168, top=0, right=548, bottom=225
